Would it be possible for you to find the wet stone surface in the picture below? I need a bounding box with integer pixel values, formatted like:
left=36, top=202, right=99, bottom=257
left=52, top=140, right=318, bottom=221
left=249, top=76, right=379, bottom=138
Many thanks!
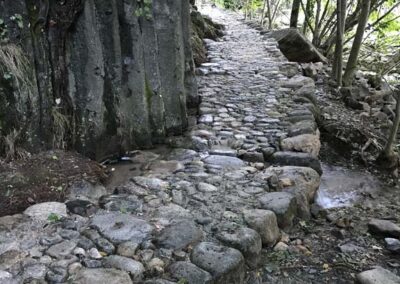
left=0, top=5, right=326, bottom=284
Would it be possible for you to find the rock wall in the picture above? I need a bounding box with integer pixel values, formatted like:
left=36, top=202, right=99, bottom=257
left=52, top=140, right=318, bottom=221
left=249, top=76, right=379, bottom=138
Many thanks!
left=0, top=0, right=197, bottom=160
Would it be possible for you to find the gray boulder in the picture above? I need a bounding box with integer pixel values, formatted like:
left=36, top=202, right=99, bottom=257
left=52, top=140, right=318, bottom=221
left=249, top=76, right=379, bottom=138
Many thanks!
left=216, top=224, right=262, bottom=269
left=156, top=220, right=204, bottom=250
left=368, top=219, right=400, bottom=238
left=102, top=255, right=144, bottom=282
left=190, top=242, right=245, bottom=284
left=168, top=262, right=213, bottom=284
left=357, top=266, right=400, bottom=284
left=259, top=192, right=297, bottom=229
left=243, top=209, right=281, bottom=246
left=269, top=28, right=327, bottom=63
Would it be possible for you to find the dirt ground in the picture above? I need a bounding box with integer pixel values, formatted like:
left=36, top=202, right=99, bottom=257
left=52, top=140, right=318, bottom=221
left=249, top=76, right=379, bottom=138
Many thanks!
left=0, top=150, right=106, bottom=217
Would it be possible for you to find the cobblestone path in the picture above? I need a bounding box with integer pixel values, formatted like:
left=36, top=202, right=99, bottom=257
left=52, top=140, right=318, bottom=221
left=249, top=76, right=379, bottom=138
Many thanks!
left=0, top=5, right=323, bottom=284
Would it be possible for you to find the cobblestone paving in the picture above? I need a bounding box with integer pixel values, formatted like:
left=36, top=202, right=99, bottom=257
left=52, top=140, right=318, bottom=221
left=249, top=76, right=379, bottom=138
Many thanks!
left=0, top=6, right=322, bottom=284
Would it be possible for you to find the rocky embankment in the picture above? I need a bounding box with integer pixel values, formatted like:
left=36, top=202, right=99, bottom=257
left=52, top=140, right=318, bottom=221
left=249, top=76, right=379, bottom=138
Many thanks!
left=1, top=4, right=400, bottom=284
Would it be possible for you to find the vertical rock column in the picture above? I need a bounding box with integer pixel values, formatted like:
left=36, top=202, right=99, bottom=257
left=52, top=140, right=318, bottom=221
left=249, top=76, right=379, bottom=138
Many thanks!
left=153, top=0, right=188, bottom=135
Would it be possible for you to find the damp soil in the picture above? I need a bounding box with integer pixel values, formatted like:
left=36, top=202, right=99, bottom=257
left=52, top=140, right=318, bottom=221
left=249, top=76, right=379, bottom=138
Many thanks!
left=0, top=150, right=105, bottom=217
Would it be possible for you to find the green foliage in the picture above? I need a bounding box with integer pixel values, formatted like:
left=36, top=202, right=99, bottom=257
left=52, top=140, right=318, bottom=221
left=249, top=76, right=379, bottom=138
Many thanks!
left=10, top=14, right=23, bottom=29
left=134, top=0, right=153, bottom=20
left=177, top=279, right=189, bottom=284
left=48, top=213, right=61, bottom=223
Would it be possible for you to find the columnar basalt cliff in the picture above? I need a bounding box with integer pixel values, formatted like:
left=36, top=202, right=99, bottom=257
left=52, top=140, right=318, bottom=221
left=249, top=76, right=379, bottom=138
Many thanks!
left=0, top=0, right=197, bottom=160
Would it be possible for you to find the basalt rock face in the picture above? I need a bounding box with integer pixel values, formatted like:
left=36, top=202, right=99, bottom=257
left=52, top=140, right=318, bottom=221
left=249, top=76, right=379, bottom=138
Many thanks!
left=0, top=0, right=197, bottom=160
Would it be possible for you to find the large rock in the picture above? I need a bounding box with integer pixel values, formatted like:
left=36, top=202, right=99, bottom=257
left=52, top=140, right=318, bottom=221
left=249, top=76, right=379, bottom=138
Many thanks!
left=357, top=266, right=400, bottom=284
left=24, top=202, right=68, bottom=222
left=90, top=212, right=154, bottom=244
left=168, top=262, right=213, bottom=284
left=216, top=224, right=262, bottom=268
left=269, top=28, right=327, bottom=63
left=270, top=151, right=322, bottom=175
left=73, top=268, right=132, bottom=284
left=67, top=180, right=107, bottom=202
left=156, top=220, right=204, bottom=250
left=190, top=242, right=245, bottom=284
left=46, top=240, right=77, bottom=259
left=98, top=194, right=143, bottom=213
left=281, top=134, right=321, bottom=157
left=368, top=219, right=400, bottom=238
left=0, top=0, right=196, bottom=160
left=203, top=155, right=246, bottom=170
left=243, top=209, right=281, bottom=246
left=102, top=255, right=144, bottom=282
left=259, top=192, right=297, bottom=229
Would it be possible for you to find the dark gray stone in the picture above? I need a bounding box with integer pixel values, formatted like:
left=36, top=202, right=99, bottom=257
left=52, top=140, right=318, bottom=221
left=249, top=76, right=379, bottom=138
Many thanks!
left=216, top=224, right=262, bottom=269
left=46, top=241, right=77, bottom=259
left=66, top=200, right=97, bottom=217
left=168, top=262, right=212, bottom=284
left=269, top=28, right=327, bottom=63
left=102, top=255, right=144, bottom=282
left=259, top=192, right=297, bottom=229
left=46, top=267, right=68, bottom=283
left=90, top=212, right=154, bottom=244
left=190, top=242, right=245, bottom=284
left=157, top=220, right=203, bottom=250
left=98, top=194, right=143, bottom=213
left=368, top=219, right=400, bottom=238
left=271, top=151, right=322, bottom=175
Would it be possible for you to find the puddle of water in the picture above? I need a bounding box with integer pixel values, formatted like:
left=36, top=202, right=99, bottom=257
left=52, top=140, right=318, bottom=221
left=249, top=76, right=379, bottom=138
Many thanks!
left=315, top=163, right=383, bottom=209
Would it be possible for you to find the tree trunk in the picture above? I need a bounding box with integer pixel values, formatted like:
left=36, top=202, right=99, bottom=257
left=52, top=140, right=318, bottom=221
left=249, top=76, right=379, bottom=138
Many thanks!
left=312, top=0, right=322, bottom=45
left=302, top=0, right=314, bottom=34
left=260, top=0, right=267, bottom=26
left=342, top=0, right=371, bottom=86
left=332, top=0, right=346, bottom=86
left=378, top=89, right=400, bottom=169
left=290, top=0, right=301, bottom=28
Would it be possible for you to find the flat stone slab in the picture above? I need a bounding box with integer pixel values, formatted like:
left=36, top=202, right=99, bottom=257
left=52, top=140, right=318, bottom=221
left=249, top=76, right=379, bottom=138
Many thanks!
left=368, top=219, right=400, bottom=238
left=24, top=202, right=67, bottom=222
left=72, top=268, right=132, bottom=284
left=203, top=155, right=245, bottom=170
left=191, top=242, right=245, bottom=284
left=91, top=212, right=154, bottom=244
left=271, top=151, right=322, bottom=175
left=357, top=266, right=400, bottom=284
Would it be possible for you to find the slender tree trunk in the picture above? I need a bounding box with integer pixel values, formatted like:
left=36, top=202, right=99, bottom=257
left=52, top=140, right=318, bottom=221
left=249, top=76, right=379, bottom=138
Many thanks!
left=302, top=0, right=314, bottom=34
left=245, top=0, right=250, bottom=20
left=290, top=0, right=301, bottom=28
left=342, top=0, right=371, bottom=86
left=332, top=0, right=346, bottom=86
left=378, top=89, right=400, bottom=169
left=260, top=0, right=267, bottom=26
left=312, top=0, right=322, bottom=45
left=266, top=0, right=272, bottom=28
